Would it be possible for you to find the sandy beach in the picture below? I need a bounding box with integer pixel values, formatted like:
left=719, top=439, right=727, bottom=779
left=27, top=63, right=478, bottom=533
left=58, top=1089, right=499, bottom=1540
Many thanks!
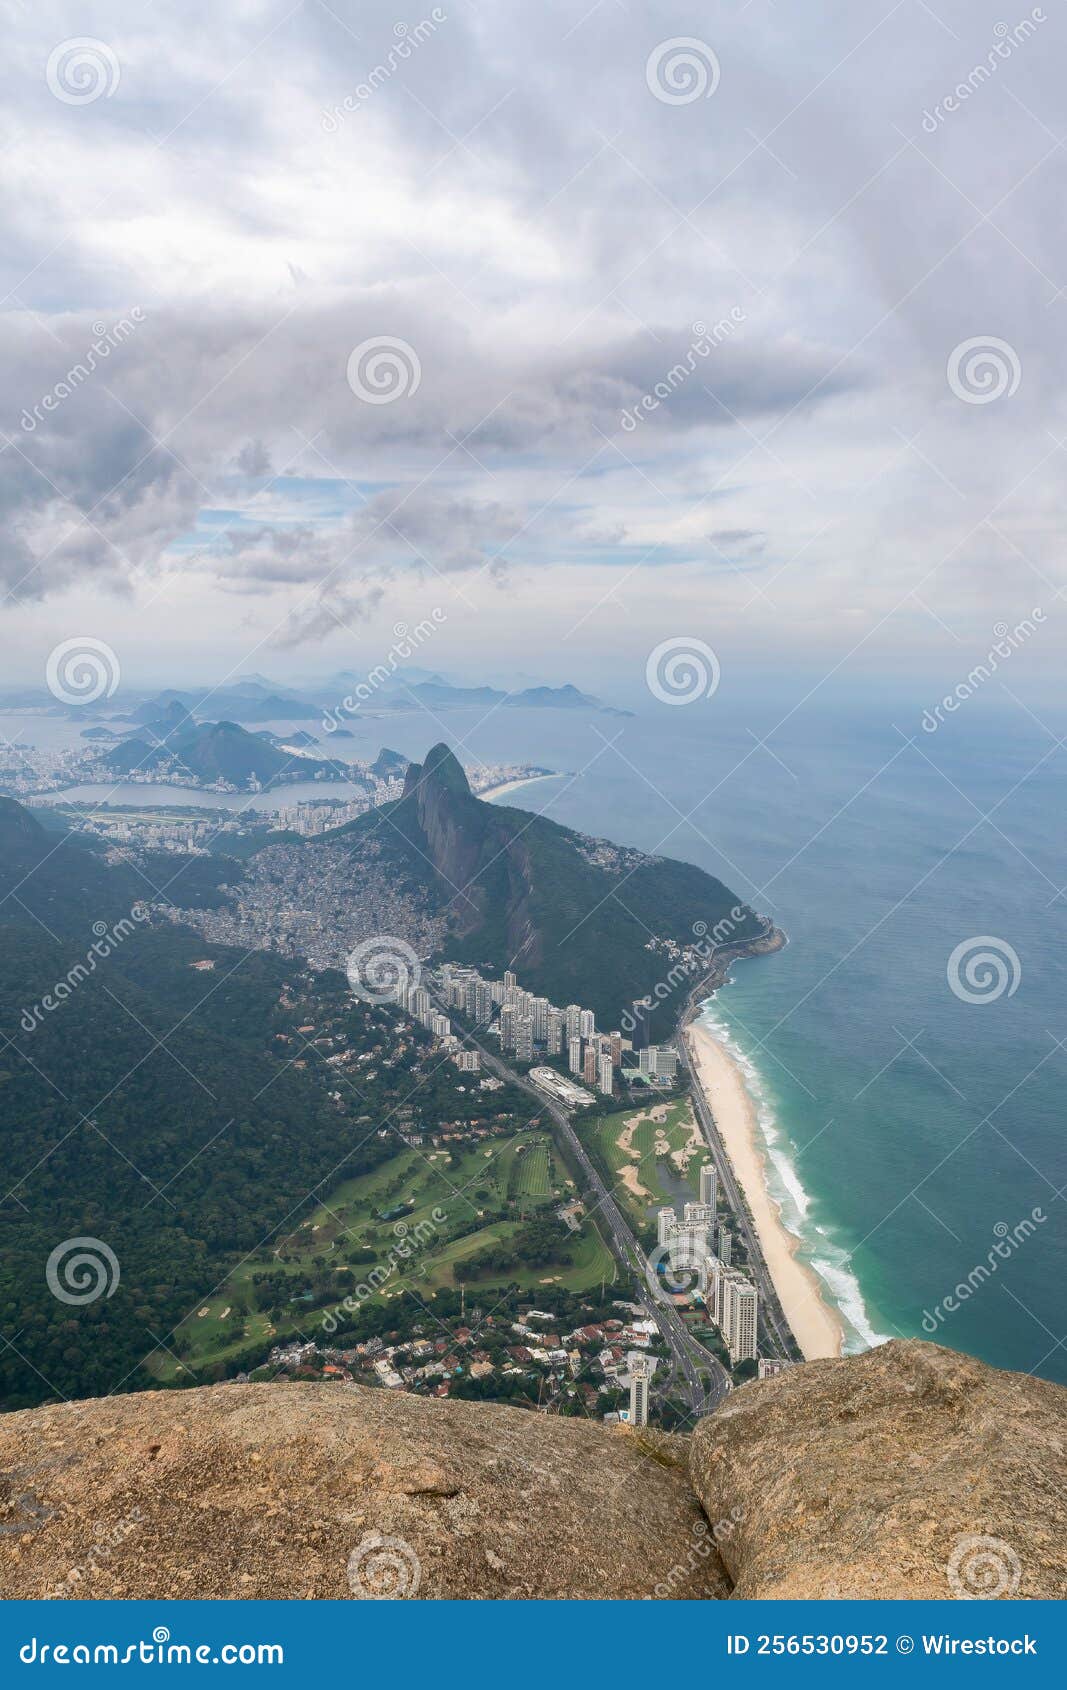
left=685, top=1018, right=845, bottom=1361
left=482, top=774, right=558, bottom=801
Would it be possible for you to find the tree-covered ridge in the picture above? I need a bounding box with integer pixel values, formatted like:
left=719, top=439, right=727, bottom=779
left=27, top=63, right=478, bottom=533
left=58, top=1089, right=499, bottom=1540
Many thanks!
left=0, top=800, right=528, bottom=1410
left=336, top=744, right=761, bottom=1032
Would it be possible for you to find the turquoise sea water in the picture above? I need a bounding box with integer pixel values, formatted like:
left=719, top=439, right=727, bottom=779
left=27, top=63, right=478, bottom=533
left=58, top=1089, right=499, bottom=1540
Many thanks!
left=456, top=693, right=1065, bottom=1384
left=24, top=690, right=1065, bottom=1381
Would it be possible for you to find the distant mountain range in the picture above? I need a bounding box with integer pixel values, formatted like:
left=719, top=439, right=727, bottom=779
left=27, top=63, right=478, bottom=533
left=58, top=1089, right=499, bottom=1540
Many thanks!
left=101, top=719, right=357, bottom=790
left=326, top=674, right=631, bottom=718
left=3, top=671, right=630, bottom=724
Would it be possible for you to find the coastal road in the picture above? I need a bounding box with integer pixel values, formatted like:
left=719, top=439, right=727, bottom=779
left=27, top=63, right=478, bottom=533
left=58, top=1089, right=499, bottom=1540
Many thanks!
left=677, top=984, right=799, bottom=1362
left=430, top=993, right=731, bottom=1417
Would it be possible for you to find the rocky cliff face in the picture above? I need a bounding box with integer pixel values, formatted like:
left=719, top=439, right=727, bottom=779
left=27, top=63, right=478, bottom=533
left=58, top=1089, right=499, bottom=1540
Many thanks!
left=402, top=744, right=497, bottom=932
left=690, top=1340, right=1065, bottom=1600
left=0, top=1380, right=724, bottom=1600
left=8, top=1339, right=1057, bottom=1601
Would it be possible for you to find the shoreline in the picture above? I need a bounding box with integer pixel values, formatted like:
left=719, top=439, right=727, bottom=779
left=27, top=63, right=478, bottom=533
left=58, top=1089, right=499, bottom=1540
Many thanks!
left=482, top=773, right=561, bottom=801
left=684, top=1014, right=846, bottom=1362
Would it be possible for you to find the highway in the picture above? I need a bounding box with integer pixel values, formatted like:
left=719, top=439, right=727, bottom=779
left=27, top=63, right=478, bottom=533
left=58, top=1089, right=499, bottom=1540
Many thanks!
left=430, top=992, right=731, bottom=1417
left=677, top=954, right=801, bottom=1363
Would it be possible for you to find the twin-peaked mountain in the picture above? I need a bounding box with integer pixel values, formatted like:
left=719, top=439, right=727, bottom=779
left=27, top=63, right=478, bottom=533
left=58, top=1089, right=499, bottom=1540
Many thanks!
left=103, top=718, right=351, bottom=788
left=335, top=743, right=762, bottom=1031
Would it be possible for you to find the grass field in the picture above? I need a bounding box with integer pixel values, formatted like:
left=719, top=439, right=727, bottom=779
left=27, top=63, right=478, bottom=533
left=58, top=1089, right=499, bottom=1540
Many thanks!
left=147, top=1129, right=613, bottom=1382
left=581, top=1095, right=710, bottom=1230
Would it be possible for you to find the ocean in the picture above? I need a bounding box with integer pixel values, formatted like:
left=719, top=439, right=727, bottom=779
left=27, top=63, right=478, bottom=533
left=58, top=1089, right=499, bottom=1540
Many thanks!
left=428, top=691, right=1066, bottom=1385
left=18, top=689, right=1065, bottom=1382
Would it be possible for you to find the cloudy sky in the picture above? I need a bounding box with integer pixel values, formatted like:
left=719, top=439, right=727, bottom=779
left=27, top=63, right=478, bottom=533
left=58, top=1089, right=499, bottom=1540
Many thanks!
left=2, top=0, right=1065, bottom=697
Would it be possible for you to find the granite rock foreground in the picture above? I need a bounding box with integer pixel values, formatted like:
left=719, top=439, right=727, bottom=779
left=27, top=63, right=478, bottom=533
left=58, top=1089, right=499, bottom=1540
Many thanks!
left=1, top=1340, right=1063, bottom=1600
left=690, top=1339, right=1066, bottom=1600
left=0, top=1380, right=724, bottom=1600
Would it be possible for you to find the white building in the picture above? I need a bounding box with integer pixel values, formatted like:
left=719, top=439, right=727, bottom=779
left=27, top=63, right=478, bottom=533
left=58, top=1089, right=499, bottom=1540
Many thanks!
left=720, top=1272, right=758, bottom=1366
left=528, top=1067, right=595, bottom=1109
left=699, top=1161, right=718, bottom=1211
left=628, top=1354, right=654, bottom=1427
left=598, top=1052, right=614, bottom=1095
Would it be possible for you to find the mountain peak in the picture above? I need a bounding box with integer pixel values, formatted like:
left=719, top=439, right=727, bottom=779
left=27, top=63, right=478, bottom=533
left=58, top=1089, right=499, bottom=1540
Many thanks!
left=405, top=743, right=471, bottom=799
left=0, top=795, right=45, bottom=856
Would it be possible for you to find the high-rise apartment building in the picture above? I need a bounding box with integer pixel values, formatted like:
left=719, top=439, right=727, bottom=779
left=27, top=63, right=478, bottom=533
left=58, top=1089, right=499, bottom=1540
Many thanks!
left=699, top=1161, right=718, bottom=1211
left=568, top=1035, right=583, bottom=1074
left=531, top=997, right=549, bottom=1042
left=628, top=1356, right=653, bottom=1427
left=724, top=1276, right=758, bottom=1365
left=630, top=998, right=651, bottom=1052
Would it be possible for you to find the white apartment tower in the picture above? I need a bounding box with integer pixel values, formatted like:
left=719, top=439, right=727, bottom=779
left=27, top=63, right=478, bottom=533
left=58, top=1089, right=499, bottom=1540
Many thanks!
left=628, top=1355, right=653, bottom=1427
left=725, top=1276, right=758, bottom=1366
left=699, top=1161, right=718, bottom=1211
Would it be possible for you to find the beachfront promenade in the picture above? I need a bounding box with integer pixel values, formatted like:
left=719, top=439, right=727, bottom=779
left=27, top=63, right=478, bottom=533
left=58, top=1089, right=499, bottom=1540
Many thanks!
left=676, top=1017, right=800, bottom=1363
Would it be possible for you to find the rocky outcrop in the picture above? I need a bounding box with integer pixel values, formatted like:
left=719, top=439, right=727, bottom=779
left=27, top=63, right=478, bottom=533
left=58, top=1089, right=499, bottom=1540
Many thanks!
left=4, top=1340, right=1062, bottom=1601
left=689, top=1339, right=1066, bottom=1600
left=0, top=1382, right=725, bottom=1601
